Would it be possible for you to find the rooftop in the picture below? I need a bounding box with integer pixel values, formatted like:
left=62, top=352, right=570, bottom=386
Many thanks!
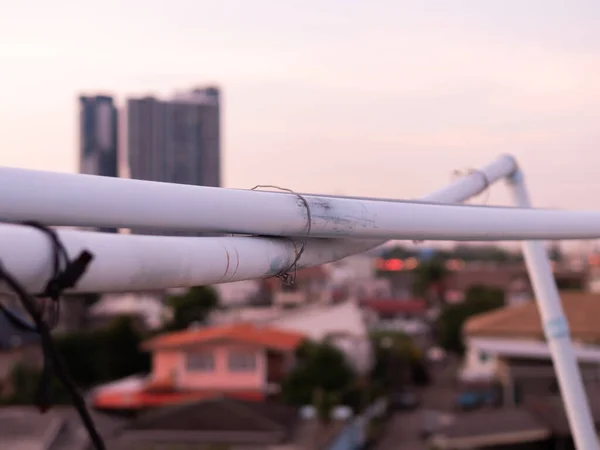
left=431, top=408, right=550, bottom=449
left=464, top=291, right=600, bottom=342
left=470, top=337, right=600, bottom=363
left=93, top=387, right=265, bottom=410
left=360, top=298, right=427, bottom=315
left=114, top=397, right=347, bottom=450
left=526, top=386, right=600, bottom=436
left=142, top=323, right=305, bottom=352
left=0, top=406, right=125, bottom=450
left=125, top=397, right=297, bottom=434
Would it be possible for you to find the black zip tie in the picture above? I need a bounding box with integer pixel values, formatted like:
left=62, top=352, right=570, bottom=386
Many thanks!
left=250, top=185, right=312, bottom=285
left=21, top=222, right=93, bottom=410
left=0, top=222, right=105, bottom=450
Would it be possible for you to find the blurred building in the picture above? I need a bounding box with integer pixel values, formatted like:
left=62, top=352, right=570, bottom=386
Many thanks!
left=127, top=86, right=221, bottom=187
left=79, top=95, right=119, bottom=233
left=79, top=95, right=119, bottom=178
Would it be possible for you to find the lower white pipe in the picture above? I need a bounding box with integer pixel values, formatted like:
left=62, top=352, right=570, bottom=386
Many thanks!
left=0, top=226, right=380, bottom=293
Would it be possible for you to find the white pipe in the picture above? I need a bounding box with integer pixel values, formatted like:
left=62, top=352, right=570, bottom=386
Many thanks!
left=9, top=153, right=600, bottom=241
left=506, top=170, right=599, bottom=450
left=314, top=153, right=518, bottom=259
left=285, top=153, right=518, bottom=268
left=11, top=151, right=600, bottom=241
left=0, top=155, right=517, bottom=293
left=7, top=178, right=600, bottom=241
left=0, top=226, right=365, bottom=293
left=0, top=156, right=519, bottom=239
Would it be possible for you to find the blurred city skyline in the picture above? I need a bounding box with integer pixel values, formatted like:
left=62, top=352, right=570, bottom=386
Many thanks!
left=1, top=0, right=599, bottom=211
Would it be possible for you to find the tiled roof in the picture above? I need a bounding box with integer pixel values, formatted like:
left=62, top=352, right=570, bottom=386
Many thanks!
left=434, top=387, right=600, bottom=445
left=464, top=292, right=600, bottom=341
left=115, top=397, right=346, bottom=450
left=0, top=406, right=125, bottom=448
left=142, top=323, right=305, bottom=351
left=359, top=298, right=427, bottom=315
left=125, top=397, right=297, bottom=434
left=526, top=386, right=600, bottom=436
left=434, top=408, right=550, bottom=445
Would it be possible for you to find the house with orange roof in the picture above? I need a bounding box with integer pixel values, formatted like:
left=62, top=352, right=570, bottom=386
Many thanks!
left=459, top=292, right=600, bottom=407
left=92, top=323, right=306, bottom=412
left=208, top=300, right=375, bottom=376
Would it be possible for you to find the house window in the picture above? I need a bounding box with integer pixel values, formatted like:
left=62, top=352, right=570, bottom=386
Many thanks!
left=186, top=352, right=215, bottom=371
left=228, top=351, right=257, bottom=372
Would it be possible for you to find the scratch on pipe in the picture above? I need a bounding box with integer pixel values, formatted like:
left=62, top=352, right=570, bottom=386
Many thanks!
left=307, top=198, right=332, bottom=211
left=216, top=245, right=231, bottom=284
left=231, top=248, right=240, bottom=280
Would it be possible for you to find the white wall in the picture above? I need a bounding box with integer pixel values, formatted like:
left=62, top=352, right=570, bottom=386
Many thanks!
left=214, top=280, right=261, bottom=306
left=460, top=340, right=498, bottom=382
left=327, top=255, right=376, bottom=280
left=264, top=301, right=374, bottom=375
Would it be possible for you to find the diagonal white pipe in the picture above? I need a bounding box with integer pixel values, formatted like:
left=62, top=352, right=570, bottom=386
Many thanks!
left=506, top=170, right=599, bottom=450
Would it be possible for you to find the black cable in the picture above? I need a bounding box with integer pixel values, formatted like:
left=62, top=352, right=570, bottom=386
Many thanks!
left=0, top=222, right=105, bottom=450
left=0, top=301, right=37, bottom=332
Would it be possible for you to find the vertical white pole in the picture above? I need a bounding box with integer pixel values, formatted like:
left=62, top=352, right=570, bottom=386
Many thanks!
left=506, top=169, right=599, bottom=450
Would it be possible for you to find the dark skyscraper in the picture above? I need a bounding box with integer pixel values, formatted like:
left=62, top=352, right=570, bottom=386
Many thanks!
left=79, top=95, right=119, bottom=233
left=128, top=86, right=221, bottom=187
left=79, top=95, right=119, bottom=178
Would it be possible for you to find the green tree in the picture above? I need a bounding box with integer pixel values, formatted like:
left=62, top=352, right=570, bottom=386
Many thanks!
left=437, top=285, right=505, bottom=354
left=413, top=259, right=449, bottom=305
left=281, top=341, right=356, bottom=407
left=2, top=362, right=71, bottom=406
left=55, top=316, right=150, bottom=387
left=61, top=293, right=101, bottom=329
left=4, top=317, right=151, bottom=405
left=164, top=286, right=219, bottom=331
left=103, top=316, right=151, bottom=378
left=313, top=388, right=340, bottom=424
left=370, top=331, right=430, bottom=390
left=549, top=242, right=564, bottom=263
left=451, top=244, right=523, bottom=262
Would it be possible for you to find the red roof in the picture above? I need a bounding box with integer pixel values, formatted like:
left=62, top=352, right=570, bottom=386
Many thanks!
left=93, top=388, right=264, bottom=410
left=142, top=323, right=305, bottom=352
left=360, top=298, right=427, bottom=315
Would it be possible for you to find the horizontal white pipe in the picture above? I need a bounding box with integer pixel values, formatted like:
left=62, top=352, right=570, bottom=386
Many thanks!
left=0, top=155, right=517, bottom=293
left=0, top=226, right=378, bottom=293
left=306, top=153, right=517, bottom=258
left=7, top=171, right=600, bottom=240
left=302, top=204, right=600, bottom=241
left=0, top=156, right=517, bottom=238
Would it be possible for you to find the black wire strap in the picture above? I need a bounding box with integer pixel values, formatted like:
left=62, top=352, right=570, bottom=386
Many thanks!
left=0, top=222, right=105, bottom=450
left=250, top=185, right=312, bottom=285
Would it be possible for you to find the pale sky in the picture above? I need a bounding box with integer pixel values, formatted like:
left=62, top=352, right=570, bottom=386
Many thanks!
left=1, top=0, right=600, bottom=210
